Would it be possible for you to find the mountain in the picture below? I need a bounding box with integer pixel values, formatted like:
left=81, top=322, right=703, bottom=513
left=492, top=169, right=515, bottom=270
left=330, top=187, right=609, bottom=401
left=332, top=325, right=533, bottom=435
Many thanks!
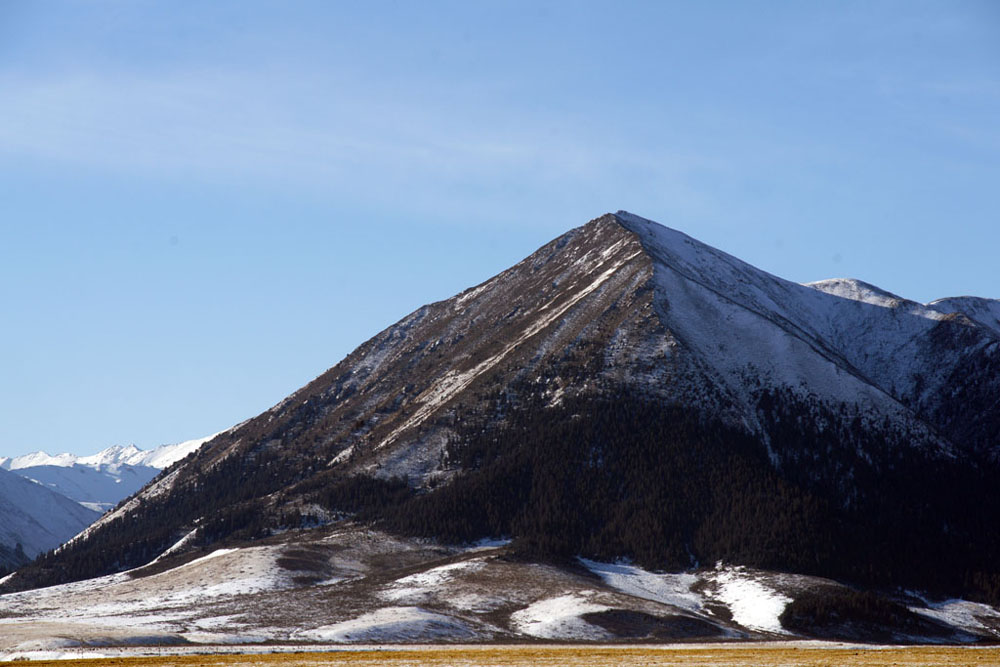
left=0, top=435, right=217, bottom=512
left=2, top=212, right=999, bottom=645
left=1, top=434, right=217, bottom=472
left=0, top=436, right=217, bottom=567
left=0, top=468, right=100, bottom=572
left=73, top=435, right=218, bottom=469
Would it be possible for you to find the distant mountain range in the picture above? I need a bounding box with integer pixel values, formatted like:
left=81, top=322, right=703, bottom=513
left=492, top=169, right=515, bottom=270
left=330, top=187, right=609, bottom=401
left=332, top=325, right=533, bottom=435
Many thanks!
left=0, top=468, right=100, bottom=572
left=0, top=435, right=215, bottom=572
left=2, top=212, right=998, bottom=645
left=0, top=435, right=215, bottom=473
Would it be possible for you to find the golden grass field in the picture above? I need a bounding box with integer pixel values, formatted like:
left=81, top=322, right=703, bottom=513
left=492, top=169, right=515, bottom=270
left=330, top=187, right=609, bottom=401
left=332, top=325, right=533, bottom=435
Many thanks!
left=6, top=645, right=1000, bottom=667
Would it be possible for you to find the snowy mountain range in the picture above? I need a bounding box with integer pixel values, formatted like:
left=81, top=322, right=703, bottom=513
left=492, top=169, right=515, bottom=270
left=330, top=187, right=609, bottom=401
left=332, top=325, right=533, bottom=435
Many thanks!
left=2, top=212, right=998, bottom=647
left=0, top=435, right=216, bottom=571
left=0, top=434, right=216, bottom=473
left=0, top=468, right=99, bottom=571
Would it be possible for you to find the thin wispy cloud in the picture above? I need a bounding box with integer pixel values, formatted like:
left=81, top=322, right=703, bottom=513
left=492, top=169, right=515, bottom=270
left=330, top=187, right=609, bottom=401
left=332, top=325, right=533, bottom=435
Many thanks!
left=1, top=1, right=997, bottom=458
left=0, top=68, right=727, bottom=222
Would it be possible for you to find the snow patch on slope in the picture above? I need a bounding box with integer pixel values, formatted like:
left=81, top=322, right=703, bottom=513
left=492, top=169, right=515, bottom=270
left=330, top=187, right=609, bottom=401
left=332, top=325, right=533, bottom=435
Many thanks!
left=294, top=606, right=475, bottom=642
left=706, top=566, right=791, bottom=634
left=580, top=559, right=702, bottom=613
left=510, top=593, right=612, bottom=639
left=61, top=467, right=185, bottom=551
left=147, top=529, right=199, bottom=566
left=807, top=278, right=934, bottom=315
left=910, top=596, right=1000, bottom=634
left=381, top=560, right=485, bottom=603
left=0, top=544, right=291, bottom=635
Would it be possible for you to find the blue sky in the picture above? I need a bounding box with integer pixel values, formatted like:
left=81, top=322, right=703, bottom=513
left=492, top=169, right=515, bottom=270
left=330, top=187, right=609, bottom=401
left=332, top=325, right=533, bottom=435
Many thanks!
left=2, top=1, right=998, bottom=456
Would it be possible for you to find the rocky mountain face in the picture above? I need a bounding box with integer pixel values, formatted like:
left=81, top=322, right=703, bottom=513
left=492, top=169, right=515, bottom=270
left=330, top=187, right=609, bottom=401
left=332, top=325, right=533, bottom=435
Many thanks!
left=4, top=212, right=999, bottom=629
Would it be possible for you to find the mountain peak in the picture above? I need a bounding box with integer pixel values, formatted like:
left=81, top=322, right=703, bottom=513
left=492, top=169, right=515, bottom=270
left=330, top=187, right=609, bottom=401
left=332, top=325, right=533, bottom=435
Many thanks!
left=1, top=451, right=77, bottom=470
left=78, top=444, right=143, bottom=467
left=6, top=211, right=1000, bottom=638
left=928, top=295, right=1000, bottom=338
left=805, top=278, right=909, bottom=309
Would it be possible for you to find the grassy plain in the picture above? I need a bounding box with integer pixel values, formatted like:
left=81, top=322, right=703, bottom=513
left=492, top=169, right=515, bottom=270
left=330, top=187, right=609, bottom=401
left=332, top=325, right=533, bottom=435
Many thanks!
left=6, top=645, right=1000, bottom=667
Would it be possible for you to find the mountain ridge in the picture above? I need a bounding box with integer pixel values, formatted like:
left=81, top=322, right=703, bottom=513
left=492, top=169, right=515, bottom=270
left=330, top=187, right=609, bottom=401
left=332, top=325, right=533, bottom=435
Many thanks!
left=0, top=434, right=219, bottom=472
left=0, top=434, right=219, bottom=568
left=0, top=468, right=100, bottom=571
left=4, top=212, right=999, bottom=622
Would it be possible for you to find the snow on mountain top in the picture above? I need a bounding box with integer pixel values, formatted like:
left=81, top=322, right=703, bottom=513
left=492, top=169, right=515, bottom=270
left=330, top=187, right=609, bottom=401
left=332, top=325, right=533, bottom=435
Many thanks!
left=1, top=451, right=77, bottom=470
left=2, top=434, right=219, bottom=473
left=928, top=296, right=1000, bottom=338
left=613, top=210, right=774, bottom=288
left=126, top=433, right=219, bottom=469
left=614, top=210, right=992, bottom=325
left=805, top=278, right=909, bottom=309
left=607, top=211, right=985, bottom=454
left=77, top=444, right=145, bottom=468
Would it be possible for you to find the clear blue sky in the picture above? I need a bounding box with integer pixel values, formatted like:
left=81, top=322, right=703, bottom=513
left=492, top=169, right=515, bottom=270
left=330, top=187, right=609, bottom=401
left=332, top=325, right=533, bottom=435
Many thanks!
left=2, top=1, right=998, bottom=457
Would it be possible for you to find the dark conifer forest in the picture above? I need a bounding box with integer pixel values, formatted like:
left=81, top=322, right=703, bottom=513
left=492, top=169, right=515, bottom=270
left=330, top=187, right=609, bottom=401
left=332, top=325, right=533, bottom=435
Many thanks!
left=16, top=389, right=1000, bottom=607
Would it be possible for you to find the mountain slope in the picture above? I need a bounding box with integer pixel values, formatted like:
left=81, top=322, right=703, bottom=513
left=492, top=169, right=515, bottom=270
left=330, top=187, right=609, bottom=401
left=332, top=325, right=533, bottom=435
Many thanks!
left=620, top=212, right=998, bottom=456
left=5, top=212, right=999, bottom=612
left=0, top=468, right=100, bottom=570
left=8, top=463, right=159, bottom=513
left=0, top=436, right=217, bottom=563
left=1, top=435, right=217, bottom=513
left=4, top=526, right=996, bottom=654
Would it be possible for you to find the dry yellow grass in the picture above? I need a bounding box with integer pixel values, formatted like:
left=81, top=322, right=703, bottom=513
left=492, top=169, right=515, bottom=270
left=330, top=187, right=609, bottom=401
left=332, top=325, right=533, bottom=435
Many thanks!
left=6, top=645, right=1000, bottom=667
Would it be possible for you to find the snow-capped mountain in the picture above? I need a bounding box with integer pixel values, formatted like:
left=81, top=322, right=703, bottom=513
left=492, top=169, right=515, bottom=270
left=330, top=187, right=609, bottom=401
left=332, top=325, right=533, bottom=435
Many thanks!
left=1, top=434, right=217, bottom=472
left=0, top=467, right=100, bottom=571
left=1, top=434, right=218, bottom=512
left=0, top=436, right=217, bottom=572
left=4, top=212, right=999, bottom=644
left=0, top=451, right=77, bottom=470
